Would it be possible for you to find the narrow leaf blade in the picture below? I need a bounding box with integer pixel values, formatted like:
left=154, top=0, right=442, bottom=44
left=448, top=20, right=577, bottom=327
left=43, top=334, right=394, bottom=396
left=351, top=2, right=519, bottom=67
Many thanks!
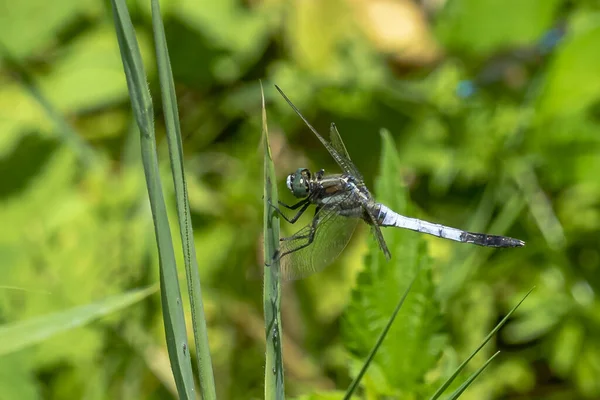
left=110, top=0, right=195, bottom=397
left=0, top=286, right=156, bottom=356
left=445, top=351, right=500, bottom=400
left=262, top=82, right=285, bottom=399
left=151, top=1, right=216, bottom=398
left=429, top=288, right=534, bottom=400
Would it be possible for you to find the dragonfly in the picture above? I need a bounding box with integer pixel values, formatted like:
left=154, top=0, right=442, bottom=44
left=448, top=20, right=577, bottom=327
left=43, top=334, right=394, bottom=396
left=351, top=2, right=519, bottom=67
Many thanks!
left=271, top=85, right=525, bottom=280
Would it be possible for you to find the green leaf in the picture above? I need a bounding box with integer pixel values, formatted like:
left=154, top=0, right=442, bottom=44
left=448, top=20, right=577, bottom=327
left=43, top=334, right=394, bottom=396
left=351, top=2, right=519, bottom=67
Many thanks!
left=151, top=0, right=216, bottom=398
left=110, top=0, right=196, bottom=398
left=342, top=129, right=446, bottom=393
left=344, top=267, right=421, bottom=399
left=0, top=286, right=156, bottom=356
left=263, top=82, right=285, bottom=399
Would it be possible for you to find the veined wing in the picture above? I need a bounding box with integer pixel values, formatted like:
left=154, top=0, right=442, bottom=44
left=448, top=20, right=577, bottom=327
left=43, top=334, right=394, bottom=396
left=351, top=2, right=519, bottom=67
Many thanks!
left=278, top=198, right=359, bottom=281
left=358, top=197, right=391, bottom=260
left=370, top=223, right=391, bottom=260
left=275, top=85, right=362, bottom=181
left=329, top=122, right=363, bottom=181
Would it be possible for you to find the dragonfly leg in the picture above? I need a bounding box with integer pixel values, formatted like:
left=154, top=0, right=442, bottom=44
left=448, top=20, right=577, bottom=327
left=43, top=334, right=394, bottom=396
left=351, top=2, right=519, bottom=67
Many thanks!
left=280, top=231, right=310, bottom=241
left=278, top=199, right=310, bottom=210
left=268, top=198, right=311, bottom=224
left=277, top=206, right=320, bottom=259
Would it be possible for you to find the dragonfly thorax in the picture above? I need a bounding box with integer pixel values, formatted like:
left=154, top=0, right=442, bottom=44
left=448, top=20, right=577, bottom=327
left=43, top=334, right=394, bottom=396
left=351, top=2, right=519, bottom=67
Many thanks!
left=287, top=168, right=312, bottom=198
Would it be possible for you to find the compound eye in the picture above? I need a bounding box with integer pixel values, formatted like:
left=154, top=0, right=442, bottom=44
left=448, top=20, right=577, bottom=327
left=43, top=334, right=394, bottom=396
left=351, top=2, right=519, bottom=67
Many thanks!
left=289, top=168, right=310, bottom=198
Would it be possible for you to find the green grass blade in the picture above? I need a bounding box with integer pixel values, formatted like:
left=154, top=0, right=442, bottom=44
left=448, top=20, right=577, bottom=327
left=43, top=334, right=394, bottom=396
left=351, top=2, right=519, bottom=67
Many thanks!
left=262, top=82, right=285, bottom=399
left=110, top=0, right=153, bottom=139
left=151, top=1, right=216, bottom=398
left=110, top=0, right=196, bottom=398
left=343, top=267, right=421, bottom=400
left=445, top=351, right=500, bottom=400
left=429, top=288, right=534, bottom=400
left=0, top=286, right=156, bottom=356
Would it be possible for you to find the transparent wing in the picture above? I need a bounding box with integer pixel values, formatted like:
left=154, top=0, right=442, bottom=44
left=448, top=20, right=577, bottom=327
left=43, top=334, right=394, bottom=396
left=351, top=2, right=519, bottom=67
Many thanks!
left=340, top=192, right=390, bottom=260
left=364, top=208, right=391, bottom=260
left=279, top=204, right=359, bottom=281
left=329, top=122, right=363, bottom=181
left=370, top=225, right=391, bottom=259
left=275, top=85, right=363, bottom=180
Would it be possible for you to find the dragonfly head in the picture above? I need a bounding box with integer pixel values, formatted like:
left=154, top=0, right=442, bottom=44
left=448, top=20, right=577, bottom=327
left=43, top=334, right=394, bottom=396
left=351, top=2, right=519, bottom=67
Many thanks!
left=287, top=168, right=311, bottom=198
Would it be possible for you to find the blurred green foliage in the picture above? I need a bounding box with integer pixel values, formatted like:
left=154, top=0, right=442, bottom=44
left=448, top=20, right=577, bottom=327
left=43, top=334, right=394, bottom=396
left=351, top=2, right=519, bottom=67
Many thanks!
left=2, top=0, right=600, bottom=399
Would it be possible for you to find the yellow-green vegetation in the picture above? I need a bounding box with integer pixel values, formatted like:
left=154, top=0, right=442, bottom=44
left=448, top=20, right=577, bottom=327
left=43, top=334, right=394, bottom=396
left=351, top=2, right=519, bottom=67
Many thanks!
left=1, top=0, right=600, bottom=399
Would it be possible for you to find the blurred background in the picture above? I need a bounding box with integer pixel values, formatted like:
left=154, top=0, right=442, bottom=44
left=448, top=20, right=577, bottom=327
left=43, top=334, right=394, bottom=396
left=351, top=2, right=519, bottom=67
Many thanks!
left=2, top=0, right=600, bottom=399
